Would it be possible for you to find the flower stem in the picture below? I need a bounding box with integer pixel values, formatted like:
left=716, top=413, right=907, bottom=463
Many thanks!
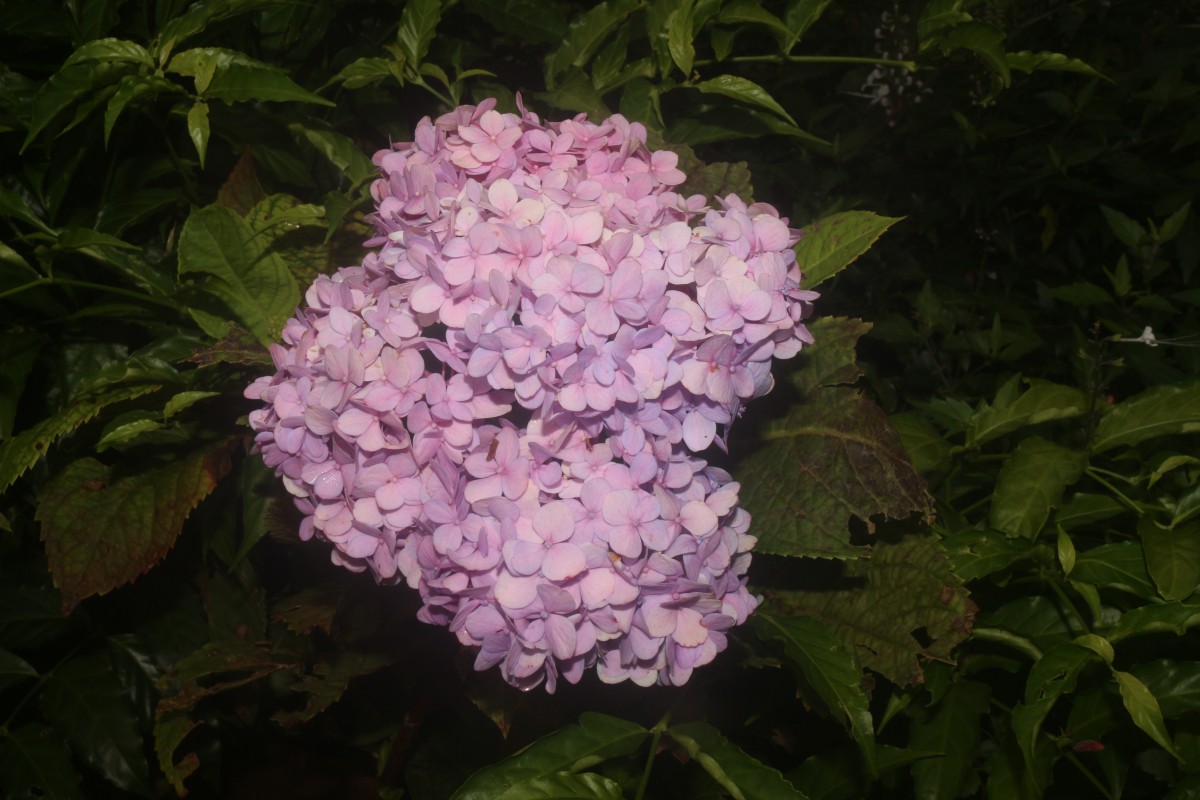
left=634, top=712, right=672, bottom=800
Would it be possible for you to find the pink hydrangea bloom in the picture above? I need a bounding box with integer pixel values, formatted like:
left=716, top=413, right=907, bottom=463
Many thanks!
left=246, top=98, right=817, bottom=692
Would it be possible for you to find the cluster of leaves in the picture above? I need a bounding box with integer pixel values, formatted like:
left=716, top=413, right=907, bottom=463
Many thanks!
left=1, top=0, right=1197, bottom=798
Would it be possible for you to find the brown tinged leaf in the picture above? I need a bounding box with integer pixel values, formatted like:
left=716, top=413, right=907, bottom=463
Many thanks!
left=184, top=325, right=272, bottom=368
left=154, top=711, right=201, bottom=797
left=273, top=650, right=393, bottom=728
left=735, top=318, right=930, bottom=559
left=37, top=440, right=236, bottom=614
left=215, top=149, right=267, bottom=216
left=761, top=533, right=976, bottom=686
left=271, top=584, right=347, bottom=636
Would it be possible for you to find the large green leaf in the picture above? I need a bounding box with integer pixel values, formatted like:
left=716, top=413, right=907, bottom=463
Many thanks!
left=20, top=61, right=131, bottom=151
left=966, top=379, right=1089, bottom=448
left=178, top=204, right=300, bottom=346
left=452, top=713, right=649, bottom=800
left=783, top=0, right=834, bottom=43
left=793, top=211, right=902, bottom=288
left=37, top=442, right=234, bottom=612
left=891, top=412, right=952, bottom=473
left=935, top=21, right=1009, bottom=87
left=988, top=437, right=1086, bottom=539
left=0, top=383, right=163, bottom=494
left=289, top=124, right=379, bottom=186
left=717, top=0, right=791, bottom=40
left=545, top=0, right=642, bottom=88
left=397, top=0, right=442, bottom=68
left=908, top=680, right=990, bottom=800
left=667, top=721, right=809, bottom=800
left=666, top=1, right=696, bottom=77
left=1091, top=382, right=1200, bottom=453
left=762, top=534, right=974, bottom=686
left=40, top=653, right=150, bottom=794
left=1072, top=541, right=1157, bottom=600
left=754, top=613, right=875, bottom=773
left=0, top=723, right=83, bottom=800
left=1141, top=518, right=1200, bottom=602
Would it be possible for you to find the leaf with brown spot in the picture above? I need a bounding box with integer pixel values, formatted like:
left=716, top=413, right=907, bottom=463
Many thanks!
left=37, top=440, right=235, bottom=613
left=762, top=534, right=976, bottom=686
left=272, top=584, right=346, bottom=636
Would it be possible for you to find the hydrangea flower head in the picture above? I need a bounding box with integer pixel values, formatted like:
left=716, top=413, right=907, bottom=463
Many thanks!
left=246, top=99, right=817, bottom=691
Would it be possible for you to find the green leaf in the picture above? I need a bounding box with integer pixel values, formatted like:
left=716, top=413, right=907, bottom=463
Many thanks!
left=493, top=772, right=624, bottom=800
left=95, top=411, right=164, bottom=451
left=1106, top=601, right=1200, bottom=643
left=1044, top=281, right=1114, bottom=306
left=64, top=38, right=154, bottom=68
left=21, top=62, right=130, bottom=152
left=0, top=587, right=71, bottom=650
left=754, top=613, right=875, bottom=773
left=989, top=437, right=1086, bottom=539
left=326, top=56, right=399, bottom=90
left=37, top=442, right=234, bottom=613
left=936, top=22, right=1009, bottom=87
left=289, top=124, right=376, bottom=185
left=452, top=713, right=649, bottom=800
left=155, top=0, right=292, bottom=61
left=103, top=74, right=182, bottom=145
left=546, top=0, right=642, bottom=89
left=1052, top=493, right=1126, bottom=530
left=186, top=100, right=209, bottom=167
left=1160, top=201, right=1191, bottom=243
left=966, top=379, right=1090, bottom=448
left=695, top=75, right=797, bottom=125
left=718, top=0, right=791, bottom=40
left=463, top=0, right=567, bottom=45
left=205, top=62, right=332, bottom=105
left=40, top=653, right=150, bottom=794
left=1099, top=205, right=1146, bottom=250
left=794, top=211, right=901, bottom=288
left=178, top=204, right=300, bottom=346
left=940, top=528, right=1037, bottom=582
left=0, top=723, right=84, bottom=800
left=163, top=390, right=219, bottom=419
left=1114, top=669, right=1181, bottom=759
left=783, top=0, right=834, bottom=43
left=917, top=0, right=970, bottom=43
left=1141, top=518, right=1200, bottom=602
left=397, top=0, right=443, bottom=68
left=891, top=411, right=952, bottom=473
left=1091, top=381, right=1200, bottom=453
left=666, top=1, right=696, bottom=77
left=1072, top=541, right=1157, bottom=600
left=0, top=382, right=163, bottom=494
left=763, top=535, right=974, bottom=686
left=0, top=646, right=38, bottom=691
left=667, top=721, right=810, bottom=800
left=1006, top=50, right=1108, bottom=81
left=1131, top=660, right=1200, bottom=719
left=908, top=680, right=991, bottom=800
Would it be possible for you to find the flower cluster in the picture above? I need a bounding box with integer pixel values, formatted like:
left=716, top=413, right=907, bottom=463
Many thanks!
left=246, top=99, right=817, bottom=691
